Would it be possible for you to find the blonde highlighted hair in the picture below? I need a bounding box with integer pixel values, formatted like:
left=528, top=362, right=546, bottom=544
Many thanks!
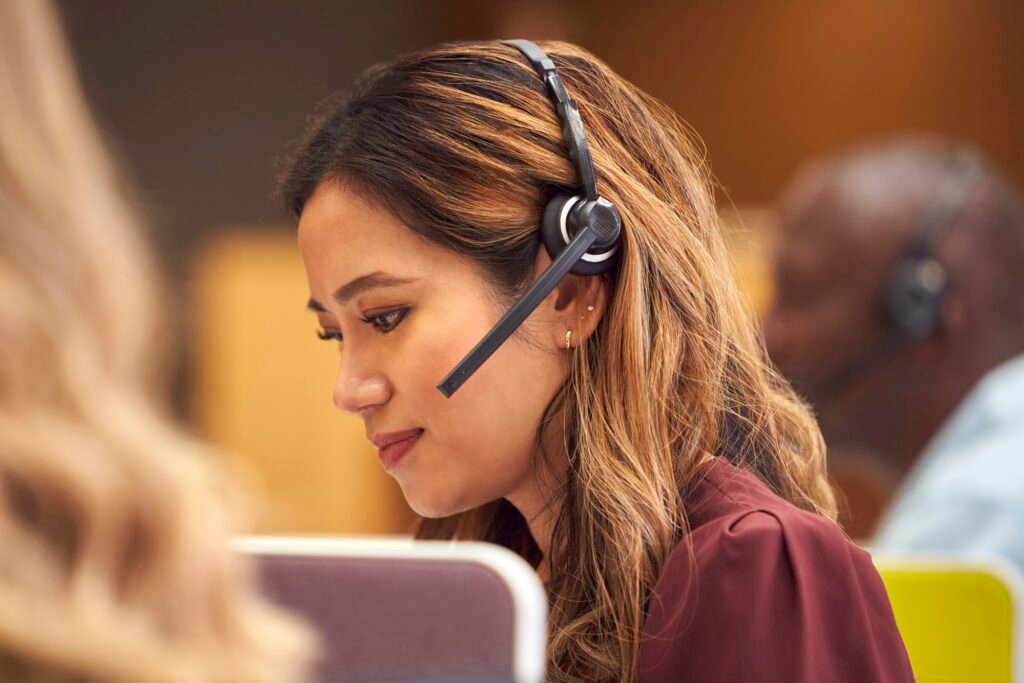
left=282, top=40, right=836, bottom=682
left=0, top=1, right=314, bottom=680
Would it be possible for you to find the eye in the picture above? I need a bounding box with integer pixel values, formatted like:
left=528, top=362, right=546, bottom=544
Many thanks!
left=361, top=307, right=410, bottom=334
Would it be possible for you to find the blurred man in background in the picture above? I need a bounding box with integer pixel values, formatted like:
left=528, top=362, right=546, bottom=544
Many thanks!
left=764, top=136, right=1024, bottom=571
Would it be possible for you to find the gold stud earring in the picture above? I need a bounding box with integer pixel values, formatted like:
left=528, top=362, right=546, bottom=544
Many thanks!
left=564, top=329, right=573, bottom=350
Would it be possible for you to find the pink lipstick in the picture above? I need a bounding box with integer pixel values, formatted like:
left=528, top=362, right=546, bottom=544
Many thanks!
left=370, top=429, right=424, bottom=470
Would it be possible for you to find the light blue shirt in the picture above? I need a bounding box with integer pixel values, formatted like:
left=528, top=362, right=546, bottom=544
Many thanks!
left=871, top=354, right=1024, bottom=573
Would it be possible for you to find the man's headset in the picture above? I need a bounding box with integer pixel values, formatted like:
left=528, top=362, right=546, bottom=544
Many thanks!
left=883, top=149, right=980, bottom=340
left=436, top=40, right=622, bottom=398
left=813, top=148, right=982, bottom=402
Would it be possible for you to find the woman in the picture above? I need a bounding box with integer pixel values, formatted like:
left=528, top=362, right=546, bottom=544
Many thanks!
left=282, top=40, right=913, bottom=681
left=0, top=1, right=314, bottom=680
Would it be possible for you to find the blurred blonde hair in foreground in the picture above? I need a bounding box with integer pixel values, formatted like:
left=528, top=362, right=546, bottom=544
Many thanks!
left=0, top=0, right=314, bottom=680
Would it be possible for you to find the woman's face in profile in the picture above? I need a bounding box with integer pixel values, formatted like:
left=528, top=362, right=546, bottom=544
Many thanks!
left=298, top=181, right=570, bottom=518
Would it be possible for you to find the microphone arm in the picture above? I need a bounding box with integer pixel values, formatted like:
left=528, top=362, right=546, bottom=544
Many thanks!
left=436, top=223, right=599, bottom=397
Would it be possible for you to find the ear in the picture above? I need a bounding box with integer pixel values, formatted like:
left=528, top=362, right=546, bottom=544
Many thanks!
left=939, top=288, right=966, bottom=337
left=531, top=248, right=610, bottom=351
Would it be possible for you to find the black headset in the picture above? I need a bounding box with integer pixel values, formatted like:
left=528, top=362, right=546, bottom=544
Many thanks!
left=812, top=147, right=981, bottom=402
left=436, top=39, right=622, bottom=397
left=883, top=148, right=980, bottom=340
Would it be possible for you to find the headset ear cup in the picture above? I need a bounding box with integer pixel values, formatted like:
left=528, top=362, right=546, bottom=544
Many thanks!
left=542, top=192, right=579, bottom=261
left=885, top=256, right=949, bottom=339
left=541, top=191, right=620, bottom=275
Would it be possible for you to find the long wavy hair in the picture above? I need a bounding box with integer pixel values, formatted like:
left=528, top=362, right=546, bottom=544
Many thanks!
left=281, top=40, right=836, bottom=683
left=0, top=1, right=314, bottom=680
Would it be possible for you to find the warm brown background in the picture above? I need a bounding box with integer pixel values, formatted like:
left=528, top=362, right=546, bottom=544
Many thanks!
left=59, top=0, right=1023, bottom=255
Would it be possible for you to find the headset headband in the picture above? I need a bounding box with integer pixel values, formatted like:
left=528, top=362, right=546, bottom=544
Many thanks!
left=904, top=148, right=981, bottom=258
left=504, top=40, right=598, bottom=201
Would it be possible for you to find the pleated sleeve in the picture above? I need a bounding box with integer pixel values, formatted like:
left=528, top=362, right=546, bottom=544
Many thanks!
left=638, top=509, right=915, bottom=682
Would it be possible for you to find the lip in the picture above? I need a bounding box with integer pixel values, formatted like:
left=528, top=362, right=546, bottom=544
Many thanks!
left=370, top=428, right=424, bottom=470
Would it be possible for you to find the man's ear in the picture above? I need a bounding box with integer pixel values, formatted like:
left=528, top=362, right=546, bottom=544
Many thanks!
left=940, top=290, right=966, bottom=337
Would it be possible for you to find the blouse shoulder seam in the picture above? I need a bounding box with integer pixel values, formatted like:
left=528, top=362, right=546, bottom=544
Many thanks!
left=703, top=466, right=761, bottom=512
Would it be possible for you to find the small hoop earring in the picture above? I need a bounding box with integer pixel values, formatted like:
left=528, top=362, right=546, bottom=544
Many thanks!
left=564, top=329, right=573, bottom=350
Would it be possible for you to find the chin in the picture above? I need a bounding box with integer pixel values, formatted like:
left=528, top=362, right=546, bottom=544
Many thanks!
left=399, top=483, right=487, bottom=520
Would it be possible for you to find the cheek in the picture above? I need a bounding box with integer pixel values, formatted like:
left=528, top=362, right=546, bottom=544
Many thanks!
left=413, top=327, right=536, bottom=451
left=431, top=321, right=564, bottom=443
left=392, top=316, right=567, bottom=515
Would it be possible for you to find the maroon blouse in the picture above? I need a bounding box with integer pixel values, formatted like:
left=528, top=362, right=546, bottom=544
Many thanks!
left=638, top=457, right=914, bottom=682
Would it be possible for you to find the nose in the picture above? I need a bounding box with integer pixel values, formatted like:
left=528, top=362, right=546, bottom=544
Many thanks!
left=332, top=355, right=392, bottom=415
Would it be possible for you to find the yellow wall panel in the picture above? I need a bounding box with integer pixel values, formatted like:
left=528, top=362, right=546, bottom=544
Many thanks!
left=191, top=231, right=414, bottom=534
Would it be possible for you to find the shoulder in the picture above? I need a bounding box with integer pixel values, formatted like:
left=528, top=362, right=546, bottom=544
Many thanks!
left=873, top=438, right=1024, bottom=565
left=682, top=456, right=862, bottom=571
left=903, top=354, right=1024, bottom=509
left=911, top=432, right=1024, bottom=505
left=696, top=507, right=856, bottom=579
left=651, top=505, right=873, bottom=636
left=637, top=460, right=914, bottom=682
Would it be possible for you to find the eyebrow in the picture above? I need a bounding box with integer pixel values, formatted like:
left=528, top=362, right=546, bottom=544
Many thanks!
left=307, top=271, right=416, bottom=312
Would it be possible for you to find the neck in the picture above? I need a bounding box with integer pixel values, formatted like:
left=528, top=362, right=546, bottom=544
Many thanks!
left=505, top=425, right=570, bottom=582
left=523, top=496, right=561, bottom=583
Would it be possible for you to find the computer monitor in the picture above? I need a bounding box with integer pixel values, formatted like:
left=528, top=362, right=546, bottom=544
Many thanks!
left=235, top=536, right=547, bottom=683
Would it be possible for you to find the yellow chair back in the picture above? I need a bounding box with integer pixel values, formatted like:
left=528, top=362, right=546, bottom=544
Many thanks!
left=875, top=556, right=1024, bottom=683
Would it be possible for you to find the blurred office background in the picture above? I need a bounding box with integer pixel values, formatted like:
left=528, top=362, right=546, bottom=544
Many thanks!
left=55, top=0, right=1024, bottom=538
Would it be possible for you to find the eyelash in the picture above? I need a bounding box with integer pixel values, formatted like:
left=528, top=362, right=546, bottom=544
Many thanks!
left=316, top=307, right=410, bottom=344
